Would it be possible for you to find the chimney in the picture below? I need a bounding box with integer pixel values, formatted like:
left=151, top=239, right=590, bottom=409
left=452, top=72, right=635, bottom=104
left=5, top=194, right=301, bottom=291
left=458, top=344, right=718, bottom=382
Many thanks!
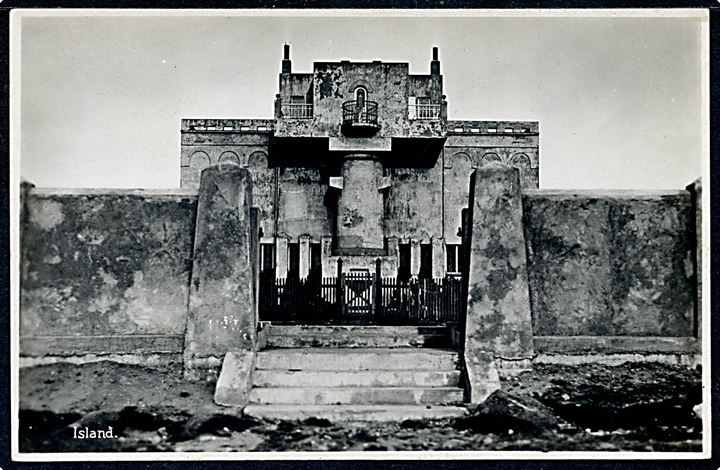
left=282, top=44, right=291, bottom=74
left=431, top=46, right=440, bottom=75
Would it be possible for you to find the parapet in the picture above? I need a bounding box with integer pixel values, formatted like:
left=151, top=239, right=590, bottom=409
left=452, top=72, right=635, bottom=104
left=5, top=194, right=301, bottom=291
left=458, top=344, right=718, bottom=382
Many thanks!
left=181, top=118, right=275, bottom=133
left=447, top=120, right=538, bottom=135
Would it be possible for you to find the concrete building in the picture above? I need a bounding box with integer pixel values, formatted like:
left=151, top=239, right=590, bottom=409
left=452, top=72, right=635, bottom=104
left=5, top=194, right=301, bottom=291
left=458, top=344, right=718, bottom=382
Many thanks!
left=19, top=44, right=700, bottom=419
left=180, top=45, right=539, bottom=280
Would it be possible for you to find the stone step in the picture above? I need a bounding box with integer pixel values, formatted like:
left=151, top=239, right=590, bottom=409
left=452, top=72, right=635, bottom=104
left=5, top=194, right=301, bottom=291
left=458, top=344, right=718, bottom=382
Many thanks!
left=243, top=404, right=468, bottom=422
left=255, top=348, right=459, bottom=371
left=265, top=333, right=449, bottom=349
left=253, top=369, right=461, bottom=388
left=249, top=386, right=464, bottom=405
left=266, top=325, right=448, bottom=335
left=263, top=325, right=451, bottom=348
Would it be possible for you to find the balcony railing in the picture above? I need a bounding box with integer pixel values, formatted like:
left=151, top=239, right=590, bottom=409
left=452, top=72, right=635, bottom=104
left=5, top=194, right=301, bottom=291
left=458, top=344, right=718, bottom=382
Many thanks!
left=281, top=103, right=313, bottom=119
left=342, top=101, right=379, bottom=127
left=409, top=103, right=441, bottom=120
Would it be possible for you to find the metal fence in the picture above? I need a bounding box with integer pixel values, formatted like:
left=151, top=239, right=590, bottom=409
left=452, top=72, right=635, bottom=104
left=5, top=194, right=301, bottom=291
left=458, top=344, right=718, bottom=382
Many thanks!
left=258, top=272, right=463, bottom=325
left=281, top=104, right=313, bottom=119
left=408, top=103, right=441, bottom=120
left=342, top=101, right=379, bottom=127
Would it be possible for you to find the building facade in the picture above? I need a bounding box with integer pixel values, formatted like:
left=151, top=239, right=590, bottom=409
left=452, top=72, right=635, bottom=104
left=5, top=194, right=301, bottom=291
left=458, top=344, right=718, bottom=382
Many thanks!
left=180, top=46, right=539, bottom=280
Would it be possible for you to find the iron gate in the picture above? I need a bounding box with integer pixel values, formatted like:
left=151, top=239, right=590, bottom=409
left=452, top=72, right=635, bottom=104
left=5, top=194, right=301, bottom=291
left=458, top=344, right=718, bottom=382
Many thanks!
left=259, top=271, right=464, bottom=325
left=343, top=271, right=373, bottom=319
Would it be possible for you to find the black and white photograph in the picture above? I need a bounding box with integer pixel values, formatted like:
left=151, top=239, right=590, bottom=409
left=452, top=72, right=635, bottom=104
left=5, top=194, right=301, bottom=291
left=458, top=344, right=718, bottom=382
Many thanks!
left=9, top=9, right=710, bottom=460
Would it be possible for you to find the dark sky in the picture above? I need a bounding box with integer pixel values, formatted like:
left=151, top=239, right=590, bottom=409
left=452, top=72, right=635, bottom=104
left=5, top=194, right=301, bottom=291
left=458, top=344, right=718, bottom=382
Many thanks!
left=16, top=10, right=706, bottom=189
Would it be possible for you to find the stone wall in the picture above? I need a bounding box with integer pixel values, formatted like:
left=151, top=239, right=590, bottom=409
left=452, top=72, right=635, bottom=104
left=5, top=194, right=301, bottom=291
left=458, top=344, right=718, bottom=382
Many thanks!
left=523, top=190, right=695, bottom=337
left=277, top=167, right=332, bottom=240
left=19, top=183, right=698, bottom=360
left=20, top=188, right=198, bottom=356
left=385, top=165, right=443, bottom=242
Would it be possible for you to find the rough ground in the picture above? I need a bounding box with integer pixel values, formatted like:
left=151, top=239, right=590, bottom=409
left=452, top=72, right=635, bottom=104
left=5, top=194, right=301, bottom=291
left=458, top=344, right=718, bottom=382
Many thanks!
left=18, top=361, right=702, bottom=452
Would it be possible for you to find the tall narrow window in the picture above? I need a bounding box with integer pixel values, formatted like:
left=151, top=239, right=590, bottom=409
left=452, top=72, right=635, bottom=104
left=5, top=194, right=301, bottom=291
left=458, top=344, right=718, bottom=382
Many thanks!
left=309, top=243, right=322, bottom=278
left=354, top=87, right=367, bottom=121
left=446, top=244, right=462, bottom=274
left=419, top=243, right=433, bottom=279
left=355, top=87, right=367, bottom=106
left=288, top=243, right=300, bottom=279
left=398, top=243, right=411, bottom=281
left=261, top=243, right=275, bottom=273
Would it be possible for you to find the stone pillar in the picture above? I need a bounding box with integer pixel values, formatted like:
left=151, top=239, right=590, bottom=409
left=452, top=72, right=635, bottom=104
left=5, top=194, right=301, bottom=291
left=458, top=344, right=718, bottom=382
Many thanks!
left=299, top=235, right=311, bottom=279
left=432, top=237, right=445, bottom=279
left=387, top=236, right=400, bottom=278
left=275, top=235, right=289, bottom=279
left=321, top=236, right=333, bottom=278
left=184, top=165, right=257, bottom=380
left=335, top=155, right=385, bottom=253
left=686, top=178, right=702, bottom=340
left=465, top=163, right=533, bottom=363
left=410, top=240, right=421, bottom=278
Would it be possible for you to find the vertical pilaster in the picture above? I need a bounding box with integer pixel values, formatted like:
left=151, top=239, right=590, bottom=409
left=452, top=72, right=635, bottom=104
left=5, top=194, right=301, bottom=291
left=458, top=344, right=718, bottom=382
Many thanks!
left=410, top=240, right=421, bottom=278
left=299, top=235, right=311, bottom=279
left=386, top=236, right=400, bottom=278
left=320, top=236, right=333, bottom=278
left=432, top=237, right=445, bottom=279
left=275, top=235, right=289, bottom=279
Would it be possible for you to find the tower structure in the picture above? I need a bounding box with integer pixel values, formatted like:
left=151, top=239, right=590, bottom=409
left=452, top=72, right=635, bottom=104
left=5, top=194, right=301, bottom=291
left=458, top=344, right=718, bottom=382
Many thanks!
left=180, top=45, right=539, bottom=279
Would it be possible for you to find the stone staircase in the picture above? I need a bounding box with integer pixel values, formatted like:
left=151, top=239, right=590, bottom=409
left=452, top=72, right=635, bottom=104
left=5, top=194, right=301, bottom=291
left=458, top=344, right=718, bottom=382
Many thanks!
left=238, top=324, right=468, bottom=422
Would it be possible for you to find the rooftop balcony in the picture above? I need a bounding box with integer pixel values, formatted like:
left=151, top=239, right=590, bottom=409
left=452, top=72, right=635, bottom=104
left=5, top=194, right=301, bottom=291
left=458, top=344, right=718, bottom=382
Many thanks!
left=341, top=100, right=380, bottom=137
left=281, top=103, right=313, bottom=119
left=408, top=103, right=441, bottom=120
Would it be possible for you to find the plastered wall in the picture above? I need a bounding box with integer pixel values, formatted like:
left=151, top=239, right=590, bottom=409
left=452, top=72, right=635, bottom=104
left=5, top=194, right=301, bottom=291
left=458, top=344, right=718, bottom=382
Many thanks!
left=20, top=189, right=198, bottom=351
left=523, top=190, right=696, bottom=337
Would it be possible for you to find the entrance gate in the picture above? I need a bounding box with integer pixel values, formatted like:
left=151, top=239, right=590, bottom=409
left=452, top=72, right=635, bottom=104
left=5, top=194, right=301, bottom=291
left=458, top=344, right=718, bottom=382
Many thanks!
left=343, top=270, right=373, bottom=319
left=259, top=268, right=464, bottom=325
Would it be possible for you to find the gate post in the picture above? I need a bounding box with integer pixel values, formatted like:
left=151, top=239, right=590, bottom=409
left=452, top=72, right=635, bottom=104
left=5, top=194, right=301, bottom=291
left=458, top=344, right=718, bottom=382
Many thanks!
left=374, top=258, right=382, bottom=320
left=183, top=165, right=256, bottom=381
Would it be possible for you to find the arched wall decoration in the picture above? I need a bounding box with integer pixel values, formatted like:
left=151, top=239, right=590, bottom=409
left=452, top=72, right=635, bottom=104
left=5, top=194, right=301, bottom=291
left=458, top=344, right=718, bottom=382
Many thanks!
left=189, top=151, right=211, bottom=169
left=347, top=80, right=375, bottom=94
left=248, top=151, right=269, bottom=168
left=450, top=152, right=473, bottom=173
left=510, top=153, right=531, bottom=168
left=480, top=152, right=502, bottom=166
left=218, top=151, right=241, bottom=166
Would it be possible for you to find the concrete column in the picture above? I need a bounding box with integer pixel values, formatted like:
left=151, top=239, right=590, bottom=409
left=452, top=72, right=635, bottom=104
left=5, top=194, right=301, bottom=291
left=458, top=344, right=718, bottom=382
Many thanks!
left=387, top=236, right=400, bottom=278
left=686, top=178, right=702, bottom=340
left=275, top=235, right=289, bottom=279
left=432, top=237, right=445, bottom=279
left=298, top=235, right=311, bottom=279
left=335, top=155, right=385, bottom=253
left=320, top=236, right=333, bottom=278
left=465, top=163, right=533, bottom=363
left=183, top=165, right=257, bottom=380
left=410, top=240, right=421, bottom=277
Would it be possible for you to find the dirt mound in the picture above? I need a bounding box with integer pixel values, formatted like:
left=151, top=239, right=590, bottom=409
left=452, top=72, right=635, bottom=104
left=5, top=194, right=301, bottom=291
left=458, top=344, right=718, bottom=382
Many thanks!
left=455, top=390, right=559, bottom=435
left=17, top=360, right=704, bottom=452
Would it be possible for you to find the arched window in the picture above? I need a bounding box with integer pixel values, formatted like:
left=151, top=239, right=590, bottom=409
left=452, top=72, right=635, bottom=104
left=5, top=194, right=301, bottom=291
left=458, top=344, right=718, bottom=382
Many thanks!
left=355, top=86, right=367, bottom=105
left=354, top=87, right=368, bottom=120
